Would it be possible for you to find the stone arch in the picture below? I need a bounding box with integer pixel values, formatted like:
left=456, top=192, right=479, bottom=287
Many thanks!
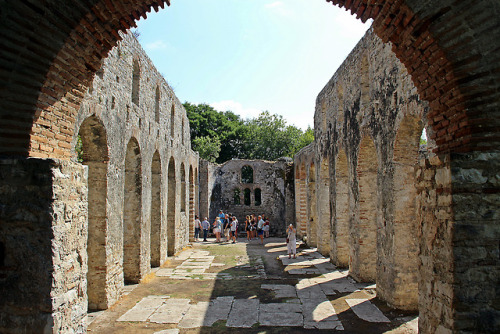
left=123, top=137, right=142, bottom=284
left=150, top=151, right=162, bottom=268
left=180, top=163, right=186, bottom=213
left=352, top=135, right=377, bottom=282
left=333, top=148, right=350, bottom=267
left=317, top=157, right=330, bottom=256
left=241, top=165, right=254, bottom=184
left=188, top=165, right=195, bottom=242
left=132, top=59, right=140, bottom=106
left=307, top=162, right=317, bottom=247
left=155, top=85, right=160, bottom=123
left=254, top=188, right=262, bottom=206
left=78, top=115, right=109, bottom=310
left=379, top=114, right=423, bottom=310
left=167, top=157, right=176, bottom=256
left=0, top=2, right=498, bottom=333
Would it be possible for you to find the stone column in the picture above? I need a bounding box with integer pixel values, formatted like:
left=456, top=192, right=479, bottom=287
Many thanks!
left=0, top=158, right=88, bottom=333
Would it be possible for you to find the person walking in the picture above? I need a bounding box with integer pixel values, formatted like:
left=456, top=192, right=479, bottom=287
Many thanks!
left=194, top=215, right=201, bottom=242
left=286, top=224, right=297, bottom=259
left=224, top=214, right=231, bottom=242
left=201, top=217, right=210, bottom=242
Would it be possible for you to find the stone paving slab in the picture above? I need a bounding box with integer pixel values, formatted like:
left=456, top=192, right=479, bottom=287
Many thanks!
left=288, top=268, right=321, bottom=275
left=156, top=268, right=175, bottom=276
left=345, top=299, right=390, bottom=323
left=149, top=299, right=191, bottom=324
left=117, top=296, right=169, bottom=322
left=296, top=284, right=328, bottom=300
left=178, top=301, right=210, bottom=328
left=226, top=299, right=259, bottom=328
left=302, top=298, right=341, bottom=329
left=260, top=303, right=302, bottom=313
left=261, top=284, right=297, bottom=298
left=259, top=310, right=303, bottom=327
left=203, top=296, right=234, bottom=326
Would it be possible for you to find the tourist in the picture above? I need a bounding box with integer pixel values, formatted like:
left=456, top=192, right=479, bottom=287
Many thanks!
left=251, top=214, right=258, bottom=239
left=213, top=217, right=222, bottom=242
left=230, top=216, right=238, bottom=243
left=264, top=219, right=270, bottom=238
left=201, top=217, right=210, bottom=242
left=232, top=214, right=238, bottom=239
left=257, top=215, right=265, bottom=244
left=245, top=215, right=252, bottom=241
left=194, top=215, right=201, bottom=242
left=224, top=213, right=231, bottom=242
left=286, top=224, right=297, bottom=259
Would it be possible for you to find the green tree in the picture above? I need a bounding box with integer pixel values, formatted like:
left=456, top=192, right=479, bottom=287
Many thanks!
left=192, top=136, right=221, bottom=163
left=184, top=103, right=314, bottom=163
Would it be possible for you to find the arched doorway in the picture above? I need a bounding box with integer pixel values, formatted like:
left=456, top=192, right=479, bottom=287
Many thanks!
left=123, top=137, right=142, bottom=284
left=150, top=151, right=162, bottom=268
left=167, top=157, right=176, bottom=256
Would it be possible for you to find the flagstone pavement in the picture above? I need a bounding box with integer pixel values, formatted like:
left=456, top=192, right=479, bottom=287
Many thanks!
left=88, top=237, right=418, bottom=333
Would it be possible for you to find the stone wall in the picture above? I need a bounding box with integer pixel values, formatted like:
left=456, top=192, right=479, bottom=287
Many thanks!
left=202, top=159, right=294, bottom=237
left=295, top=28, right=429, bottom=311
left=73, top=32, right=199, bottom=310
left=0, top=159, right=88, bottom=333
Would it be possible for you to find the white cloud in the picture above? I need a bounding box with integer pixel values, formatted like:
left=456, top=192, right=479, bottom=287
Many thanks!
left=210, top=100, right=262, bottom=120
left=145, top=40, right=168, bottom=51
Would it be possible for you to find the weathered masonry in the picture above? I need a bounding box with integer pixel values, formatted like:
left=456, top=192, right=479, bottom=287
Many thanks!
left=295, top=25, right=499, bottom=333
left=199, top=158, right=295, bottom=236
left=295, top=28, right=429, bottom=312
left=0, top=1, right=498, bottom=333
left=1, top=32, right=199, bottom=332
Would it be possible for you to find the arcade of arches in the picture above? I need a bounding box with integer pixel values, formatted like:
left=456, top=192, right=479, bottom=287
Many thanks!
left=0, top=1, right=498, bottom=333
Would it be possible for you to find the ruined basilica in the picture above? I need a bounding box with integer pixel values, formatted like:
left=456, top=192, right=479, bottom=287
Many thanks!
left=0, top=1, right=498, bottom=333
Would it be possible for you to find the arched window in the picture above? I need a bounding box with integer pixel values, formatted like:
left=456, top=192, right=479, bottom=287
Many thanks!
left=241, top=165, right=253, bottom=184
left=233, top=189, right=241, bottom=205
left=244, top=188, right=251, bottom=206
left=254, top=188, right=261, bottom=206
left=132, top=59, right=140, bottom=105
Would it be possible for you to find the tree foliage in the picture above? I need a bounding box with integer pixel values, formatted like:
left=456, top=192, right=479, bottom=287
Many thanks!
left=184, top=102, right=314, bottom=163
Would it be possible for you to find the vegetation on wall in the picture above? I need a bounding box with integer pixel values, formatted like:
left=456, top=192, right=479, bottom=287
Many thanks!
left=184, top=102, right=314, bottom=163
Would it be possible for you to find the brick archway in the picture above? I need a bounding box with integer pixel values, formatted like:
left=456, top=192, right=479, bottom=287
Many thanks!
left=0, top=1, right=497, bottom=158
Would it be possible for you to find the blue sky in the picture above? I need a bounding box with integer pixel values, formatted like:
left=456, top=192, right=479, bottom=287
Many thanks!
left=135, top=0, right=371, bottom=130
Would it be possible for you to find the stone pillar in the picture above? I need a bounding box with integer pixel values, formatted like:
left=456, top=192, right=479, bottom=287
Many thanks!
left=0, top=158, right=88, bottom=333
left=417, top=152, right=500, bottom=333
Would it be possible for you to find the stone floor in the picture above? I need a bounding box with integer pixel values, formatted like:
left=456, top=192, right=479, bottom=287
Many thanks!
left=88, top=237, right=418, bottom=333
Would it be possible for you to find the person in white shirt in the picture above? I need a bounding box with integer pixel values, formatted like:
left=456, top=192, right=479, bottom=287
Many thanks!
left=286, top=224, right=297, bottom=259
left=230, top=217, right=238, bottom=243
left=257, top=215, right=265, bottom=244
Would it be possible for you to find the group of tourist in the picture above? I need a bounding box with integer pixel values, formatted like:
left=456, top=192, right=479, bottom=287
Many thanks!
left=193, top=210, right=297, bottom=258
left=193, top=211, right=239, bottom=243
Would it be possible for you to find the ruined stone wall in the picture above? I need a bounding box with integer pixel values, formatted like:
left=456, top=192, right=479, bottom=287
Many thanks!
left=295, top=28, right=430, bottom=311
left=72, top=32, right=198, bottom=313
left=204, top=159, right=294, bottom=237
left=0, top=159, right=88, bottom=333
